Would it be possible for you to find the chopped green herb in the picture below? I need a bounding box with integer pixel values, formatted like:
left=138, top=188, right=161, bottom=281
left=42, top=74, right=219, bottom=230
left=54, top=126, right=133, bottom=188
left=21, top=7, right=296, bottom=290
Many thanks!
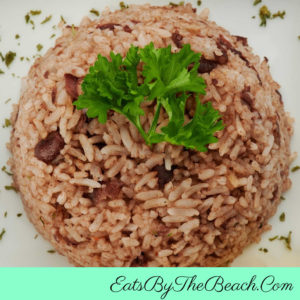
left=5, top=98, right=12, bottom=104
left=253, top=0, right=262, bottom=6
left=4, top=211, right=7, bottom=218
left=41, top=15, right=52, bottom=24
left=0, top=69, right=4, bottom=75
left=259, top=5, right=271, bottom=27
left=30, top=10, right=41, bottom=16
left=272, top=11, right=286, bottom=19
left=34, top=234, right=38, bottom=239
left=36, top=44, right=43, bottom=52
left=280, top=196, right=285, bottom=201
left=90, top=9, right=100, bottom=16
left=291, top=165, right=300, bottom=172
left=15, top=34, right=20, bottom=39
left=29, top=19, right=35, bottom=29
left=50, top=33, right=56, bottom=39
left=26, top=57, right=30, bottom=62
left=298, top=36, right=300, bottom=40
left=259, top=247, right=268, bottom=253
left=2, top=118, right=11, bottom=128
left=4, top=51, right=16, bottom=67
left=0, top=229, right=5, bottom=240
left=279, top=212, right=285, bottom=222
left=71, top=24, right=77, bottom=37
left=119, top=1, right=128, bottom=9
left=25, top=14, right=30, bottom=23
left=167, top=232, right=173, bottom=237
left=279, top=231, right=292, bottom=250
left=40, top=216, right=45, bottom=226
left=0, top=52, right=4, bottom=61
left=47, top=249, right=56, bottom=254
left=2, top=166, right=13, bottom=176
left=169, top=1, right=184, bottom=6
left=60, top=15, right=66, bottom=24
left=17, top=213, right=22, bottom=217
left=20, top=56, right=24, bottom=61
left=74, top=43, right=223, bottom=151
left=4, top=185, right=17, bottom=192
left=197, top=0, right=202, bottom=6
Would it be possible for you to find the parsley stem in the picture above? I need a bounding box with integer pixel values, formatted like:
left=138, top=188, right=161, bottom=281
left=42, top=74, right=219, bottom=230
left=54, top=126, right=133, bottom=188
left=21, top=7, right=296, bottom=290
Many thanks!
left=148, top=102, right=162, bottom=139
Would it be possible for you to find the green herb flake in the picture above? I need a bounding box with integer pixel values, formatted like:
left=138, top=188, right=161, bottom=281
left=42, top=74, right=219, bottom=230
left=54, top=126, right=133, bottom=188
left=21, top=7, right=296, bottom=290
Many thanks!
left=253, top=0, right=262, bottom=6
left=169, top=1, right=184, bottom=6
left=47, top=249, right=56, bottom=254
left=291, top=165, right=300, bottom=172
left=30, top=10, right=41, bottom=16
left=74, top=43, right=223, bottom=152
left=119, top=1, right=129, bottom=9
left=0, top=69, right=4, bottom=75
left=17, top=213, right=22, bottom=217
left=0, top=52, right=4, bottom=61
left=272, top=11, right=286, bottom=19
left=280, top=196, right=286, bottom=201
left=5, top=98, right=12, bottom=104
left=4, top=185, right=18, bottom=192
left=197, top=0, right=202, bottom=6
left=0, top=228, right=6, bottom=241
left=60, top=15, right=66, bottom=24
left=36, top=44, right=43, bottom=52
left=25, top=14, right=30, bottom=23
left=2, top=166, right=13, bottom=176
left=90, top=9, right=100, bottom=16
left=298, top=36, right=300, bottom=41
left=279, top=212, right=285, bottom=222
left=167, top=232, right=173, bottom=237
left=4, top=51, right=16, bottom=67
left=34, top=234, right=38, bottom=239
left=41, top=15, right=52, bottom=24
left=4, top=211, right=7, bottom=218
left=259, top=247, right=268, bottom=253
left=2, top=118, right=11, bottom=128
left=279, top=231, right=292, bottom=250
left=259, top=5, right=271, bottom=27
left=50, top=33, right=56, bottom=39
left=40, top=216, right=45, bottom=226
left=15, top=34, right=20, bottom=39
left=71, top=24, right=77, bottom=37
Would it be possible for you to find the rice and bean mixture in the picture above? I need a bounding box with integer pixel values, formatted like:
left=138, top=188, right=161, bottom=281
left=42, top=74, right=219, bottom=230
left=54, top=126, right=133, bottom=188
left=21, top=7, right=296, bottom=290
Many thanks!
left=9, top=4, right=293, bottom=267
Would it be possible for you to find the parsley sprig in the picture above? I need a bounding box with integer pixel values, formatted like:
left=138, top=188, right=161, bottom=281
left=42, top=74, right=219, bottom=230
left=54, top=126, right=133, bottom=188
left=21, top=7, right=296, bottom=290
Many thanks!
left=74, top=43, right=224, bottom=151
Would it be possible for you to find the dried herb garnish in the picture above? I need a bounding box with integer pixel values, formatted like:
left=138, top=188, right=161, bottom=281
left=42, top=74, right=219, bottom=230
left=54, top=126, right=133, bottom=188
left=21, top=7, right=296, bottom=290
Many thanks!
left=253, top=0, right=261, bottom=5
left=25, top=14, right=30, bottom=23
left=0, top=52, right=4, bottom=61
left=280, top=196, right=286, bottom=201
left=36, top=44, right=43, bottom=51
left=41, top=15, right=52, bottom=24
left=90, top=9, right=100, bottom=16
left=4, top=212, right=7, bottom=218
left=60, top=15, right=66, bottom=24
left=2, top=118, right=11, bottom=128
left=279, top=212, right=285, bottom=222
left=47, top=249, right=56, bottom=254
left=279, top=231, right=292, bottom=250
left=5, top=98, right=12, bottom=104
left=269, top=235, right=278, bottom=241
left=119, top=1, right=129, bottom=9
left=2, top=166, right=13, bottom=176
left=50, top=34, right=56, bottom=39
left=259, top=247, right=268, bottom=253
left=15, top=34, right=20, bottom=39
left=34, top=234, right=38, bottom=239
left=259, top=5, right=271, bottom=26
left=4, top=185, right=17, bottom=192
left=30, top=10, right=41, bottom=16
left=169, top=1, right=184, bottom=6
left=4, top=51, right=16, bottom=67
left=0, top=229, right=5, bottom=240
left=291, top=165, right=300, bottom=172
left=0, top=69, right=4, bottom=75
left=17, top=213, right=22, bottom=217
left=272, top=11, right=286, bottom=19
left=71, top=24, right=77, bottom=37
left=298, top=36, right=300, bottom=41
left=197, top=0, right=202, bottom=5
left=40, top=216, right=45, bottom=226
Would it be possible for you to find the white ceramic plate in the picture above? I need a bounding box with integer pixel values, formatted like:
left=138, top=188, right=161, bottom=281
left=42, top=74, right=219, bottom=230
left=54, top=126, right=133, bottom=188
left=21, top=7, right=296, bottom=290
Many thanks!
left=0, top=0, right=299, bottom=267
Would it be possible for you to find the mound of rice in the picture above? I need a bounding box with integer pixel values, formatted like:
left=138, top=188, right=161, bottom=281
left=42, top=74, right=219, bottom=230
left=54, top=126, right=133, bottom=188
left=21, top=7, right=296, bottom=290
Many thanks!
left=9, top=4, right=293, bottom=267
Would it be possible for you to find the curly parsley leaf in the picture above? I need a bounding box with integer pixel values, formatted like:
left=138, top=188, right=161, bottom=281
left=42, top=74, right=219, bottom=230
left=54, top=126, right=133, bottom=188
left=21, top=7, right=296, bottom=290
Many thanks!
left=74, top=43, right=224, bottom=151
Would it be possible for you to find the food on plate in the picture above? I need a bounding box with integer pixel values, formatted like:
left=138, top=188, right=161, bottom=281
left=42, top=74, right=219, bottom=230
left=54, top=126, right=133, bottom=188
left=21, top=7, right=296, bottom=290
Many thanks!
left=9, top=4, right=293, bottom=267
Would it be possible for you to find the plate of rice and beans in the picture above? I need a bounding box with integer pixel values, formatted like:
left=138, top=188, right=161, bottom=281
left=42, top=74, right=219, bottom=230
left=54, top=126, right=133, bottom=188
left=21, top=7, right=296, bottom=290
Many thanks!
left=0, top=0, right=299, bottom=267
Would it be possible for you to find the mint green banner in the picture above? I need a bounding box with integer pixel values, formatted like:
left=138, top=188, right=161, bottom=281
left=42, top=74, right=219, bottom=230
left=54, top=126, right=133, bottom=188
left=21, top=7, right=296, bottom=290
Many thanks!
left=0, top=268, right=299, bottom=300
